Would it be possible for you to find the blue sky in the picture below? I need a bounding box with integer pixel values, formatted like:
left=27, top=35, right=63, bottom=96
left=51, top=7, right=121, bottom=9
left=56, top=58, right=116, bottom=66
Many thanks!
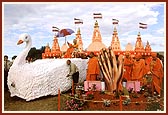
left=2, top=2, right=165, bottom=59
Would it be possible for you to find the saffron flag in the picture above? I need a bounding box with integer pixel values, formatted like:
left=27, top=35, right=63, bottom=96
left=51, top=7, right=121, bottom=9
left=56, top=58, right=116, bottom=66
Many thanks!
left=112, top=19, right=119, bottom=24
left=74, top=18, right=83, bottom=24
left=52, top=26, right=59, bottom=32
left=93, top=13, right=102, bottom=19
left=139, top=22, right=147, bottom=29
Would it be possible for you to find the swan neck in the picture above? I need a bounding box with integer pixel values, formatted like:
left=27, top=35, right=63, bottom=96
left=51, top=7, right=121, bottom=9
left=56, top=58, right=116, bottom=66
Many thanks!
left=13, top=40, right=32, bottom=66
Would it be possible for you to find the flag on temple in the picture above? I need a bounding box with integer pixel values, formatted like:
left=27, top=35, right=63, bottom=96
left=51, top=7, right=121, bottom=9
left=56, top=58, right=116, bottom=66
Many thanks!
left=52, top=26, right=60, bottom=32
left=139, top=22, right=147, bottom=29
left=74, top=18, right=83, bottom=24
left=112, top=19, right=119, bottom=24
left=93, top=13, right=102, bottom=19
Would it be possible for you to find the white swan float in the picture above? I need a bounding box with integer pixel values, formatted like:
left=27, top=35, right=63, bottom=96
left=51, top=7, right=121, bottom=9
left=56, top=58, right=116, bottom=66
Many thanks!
left=8, top=33, right=88, bottom=101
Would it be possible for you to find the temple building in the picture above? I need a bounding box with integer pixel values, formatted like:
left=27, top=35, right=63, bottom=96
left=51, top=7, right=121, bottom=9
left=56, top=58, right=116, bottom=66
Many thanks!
left=42, top=21, right=153, bottom=58
left=75, top=28, right=83, bottom=52
left=87, top=20, right=106, bottom=52
left=51, top=36, right=61, bottom=53
left=44, top=43, right=51, bottom=53
left=42, top=35, right=62, bottom=59
left=125, top=43, right=133, bottom=51
left=134, top=32, right=145, bottom=52
left=145, top=41, right=152, bottom=52
left=111, top=27, right=121, bottom=51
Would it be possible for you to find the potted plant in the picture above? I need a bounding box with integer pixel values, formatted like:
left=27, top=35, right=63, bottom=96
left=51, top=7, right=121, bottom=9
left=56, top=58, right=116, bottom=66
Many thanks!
left=85, top=90, right=94, bottom=100
left=64, top=94, right=85, bottom=111
left=75, top=84, right=84, bottom=95
left=91, top=84, right=97, bottom=91
left=102, top=98, right=111, bottom=107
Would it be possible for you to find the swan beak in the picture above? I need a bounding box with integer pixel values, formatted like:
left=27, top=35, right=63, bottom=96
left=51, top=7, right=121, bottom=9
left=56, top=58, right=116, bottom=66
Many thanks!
left=17, top=40, right=24, bottom=45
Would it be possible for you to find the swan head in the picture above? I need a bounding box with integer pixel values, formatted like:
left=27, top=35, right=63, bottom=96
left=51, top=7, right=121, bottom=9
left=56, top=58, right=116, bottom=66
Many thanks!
left=17, top=33, right=31, bottom=45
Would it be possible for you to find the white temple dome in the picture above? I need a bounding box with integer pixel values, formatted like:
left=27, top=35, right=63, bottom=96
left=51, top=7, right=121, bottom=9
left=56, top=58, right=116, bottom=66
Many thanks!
left=87, top=42, right=106, bottom=51
left=61, top=43, right=68, bottom=52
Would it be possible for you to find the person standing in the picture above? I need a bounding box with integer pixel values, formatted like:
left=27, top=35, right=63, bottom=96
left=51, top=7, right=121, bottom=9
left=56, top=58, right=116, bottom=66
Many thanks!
left=132, top=53, right=145, bottom=81
left=123, top=52, right=133, bottom=81
left=11, top=55, right=17, bottom=65
left=66, top=60, right=79, bottom=84
left=150, top=52, right=164, bottom=96
left=4, top=55, right=12, bottom=89
left=144, top=55, right=153, bottom=75
left=72, top=39, right=79, bottom=58
left=64, top=42, right=74, bottom=58
left=86, top=52, right=100, bottom=81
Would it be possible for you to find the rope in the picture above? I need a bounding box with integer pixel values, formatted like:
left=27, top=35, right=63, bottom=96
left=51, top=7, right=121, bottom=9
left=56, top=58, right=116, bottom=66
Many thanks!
left=61, top=93, right=164, bottom=104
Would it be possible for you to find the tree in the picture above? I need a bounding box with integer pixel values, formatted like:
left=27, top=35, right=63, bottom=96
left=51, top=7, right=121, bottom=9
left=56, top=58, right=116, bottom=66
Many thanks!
left=27, top=46, right=45, bottom=60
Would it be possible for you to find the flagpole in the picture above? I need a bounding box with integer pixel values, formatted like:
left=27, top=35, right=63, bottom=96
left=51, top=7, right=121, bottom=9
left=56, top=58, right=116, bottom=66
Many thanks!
left=65, top=36, right=66, bottom=44
left=74, top=18, right=83, bottom=34
left=138, top=23, right=140, bottom=35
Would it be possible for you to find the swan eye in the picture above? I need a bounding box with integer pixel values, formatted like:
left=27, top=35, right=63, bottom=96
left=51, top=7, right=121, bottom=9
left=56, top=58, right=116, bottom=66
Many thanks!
left=25, top=36, right=28, bottom=39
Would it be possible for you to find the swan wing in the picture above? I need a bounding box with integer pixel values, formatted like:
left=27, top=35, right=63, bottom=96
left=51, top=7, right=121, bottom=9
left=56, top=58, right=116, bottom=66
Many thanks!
left=8, top=58, right=88, bottom=101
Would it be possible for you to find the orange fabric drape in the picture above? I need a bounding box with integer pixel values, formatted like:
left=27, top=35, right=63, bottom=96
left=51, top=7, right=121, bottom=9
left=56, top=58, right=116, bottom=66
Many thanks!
left=144, top=56, right=152, bottom=75
left=64, top=47, right=74, bottom=58
left=86, top=74, right=97, bottom=81
left=123, top=57, right=133, bottom=81
left=86, top=57, right=100, bottom=81
left=132, top=59, right=145, bottom=81
left=150, top=58, right=163, bottom=95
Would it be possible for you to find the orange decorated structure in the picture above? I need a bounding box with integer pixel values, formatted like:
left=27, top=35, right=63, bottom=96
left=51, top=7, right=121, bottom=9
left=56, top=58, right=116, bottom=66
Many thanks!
left=42, top=20, right=153, bottom=59
left=111, top=27, right=121, bottom=51
left=42, top=36, right=62, bottom=59
left=75, top=28, right=83, bottom=52
left=87, top=20, right=106, bottom=52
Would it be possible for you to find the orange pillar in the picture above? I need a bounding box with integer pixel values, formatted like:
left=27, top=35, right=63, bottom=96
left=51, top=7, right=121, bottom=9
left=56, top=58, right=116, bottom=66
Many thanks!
left=134, top=81, right=137, bottom=93
left=120, top=96, right=122, bottom=111
left=58, top=88, right=60, bottom=111
left=72, top=80, right=74, bottom=95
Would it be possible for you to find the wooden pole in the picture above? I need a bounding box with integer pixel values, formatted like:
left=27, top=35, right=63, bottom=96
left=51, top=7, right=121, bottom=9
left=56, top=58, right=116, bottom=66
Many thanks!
left=119, top=96, right=122, bottom=111
left=58, top=88, right=60, bottom=111
left=72, top=80, right=74, bottom=95
left=134, top=81, right=137, bottom=93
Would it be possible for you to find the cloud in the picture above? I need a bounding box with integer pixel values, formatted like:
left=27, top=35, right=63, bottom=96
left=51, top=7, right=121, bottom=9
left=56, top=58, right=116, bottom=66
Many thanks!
left=3, top=2, right=165, bottom=58
left=156, top=28, right=164, bottom=34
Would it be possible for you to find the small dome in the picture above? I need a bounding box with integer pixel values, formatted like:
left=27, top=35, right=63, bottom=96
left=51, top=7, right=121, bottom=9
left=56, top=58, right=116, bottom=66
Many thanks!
left=87, top=42, right=106, bottom=51
left=61, top=43, right=68, bottom=52
left=125, top=43, right=133, bottom=51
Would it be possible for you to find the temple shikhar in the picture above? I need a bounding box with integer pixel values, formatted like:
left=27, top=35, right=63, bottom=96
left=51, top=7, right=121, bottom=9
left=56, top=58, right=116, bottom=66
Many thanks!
left=111, top=26, right=121, bottom=51
left=75, top=28, right=83, bottom=52
left=42, top=20, right=152, bottom=59
left=87, top=20, right=106, bottom=52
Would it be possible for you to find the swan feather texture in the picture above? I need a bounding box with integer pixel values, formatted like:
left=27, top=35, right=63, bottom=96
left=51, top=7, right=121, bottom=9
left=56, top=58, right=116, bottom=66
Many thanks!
left=8, top=33, right=88, bottom=101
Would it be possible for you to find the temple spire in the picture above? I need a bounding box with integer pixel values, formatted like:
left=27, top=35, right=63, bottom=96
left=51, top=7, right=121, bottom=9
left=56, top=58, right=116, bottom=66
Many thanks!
left=94, top=20, right=99, bottom=28
left=134, top=32, right=145, bottom=52
left=51, top=35, right=60, bottom=52
left=75, top=27, right=83, bottom=52
left=87, top=20, right=106, bottom=51
left=145, top=40, right=152, bottom=52
left=114, top=26, right=117, bottom=32
left=77, top=27, right=81, bottom=35
left=111, top=26, right=121, bottom=51
left=44, top=43, right=51, bottom=53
